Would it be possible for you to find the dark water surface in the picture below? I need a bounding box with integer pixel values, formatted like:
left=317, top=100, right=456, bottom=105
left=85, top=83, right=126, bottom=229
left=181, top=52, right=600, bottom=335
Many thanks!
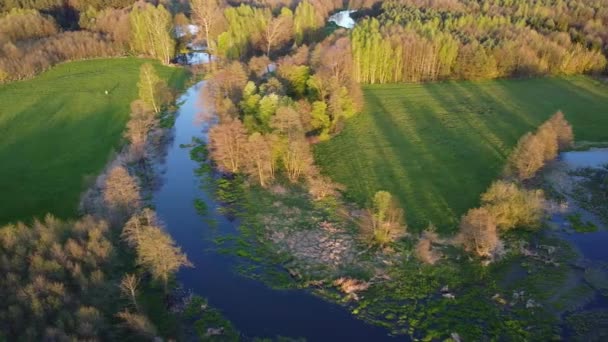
left=152, top=82, right=398, bottom=341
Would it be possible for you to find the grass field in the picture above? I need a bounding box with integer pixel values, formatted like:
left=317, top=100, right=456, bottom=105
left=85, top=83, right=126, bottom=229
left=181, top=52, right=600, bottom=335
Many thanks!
left=315, top=76, right=608, bottom=232
left=0, top=58, right=187, bottom=225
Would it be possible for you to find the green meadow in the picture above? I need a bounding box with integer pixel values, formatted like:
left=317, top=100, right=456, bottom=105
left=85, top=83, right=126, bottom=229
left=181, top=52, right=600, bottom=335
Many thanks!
left=315, top=76, right=608, bottom=231
left=0, top=58, right=187, bottom=224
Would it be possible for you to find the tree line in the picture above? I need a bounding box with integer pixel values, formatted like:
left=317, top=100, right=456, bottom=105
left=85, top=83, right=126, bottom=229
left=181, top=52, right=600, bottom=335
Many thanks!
left=0, top=1, right=174, bottom=82
left=350, top=0, right=607, bottom=83
left=454, top=112, right=573, bottom=259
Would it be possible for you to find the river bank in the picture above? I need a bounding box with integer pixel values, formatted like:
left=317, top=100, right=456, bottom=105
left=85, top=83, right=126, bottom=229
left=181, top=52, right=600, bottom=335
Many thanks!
left=208, top=143, right=608, bottom=339
left=151, top=81, right=398, bottom=340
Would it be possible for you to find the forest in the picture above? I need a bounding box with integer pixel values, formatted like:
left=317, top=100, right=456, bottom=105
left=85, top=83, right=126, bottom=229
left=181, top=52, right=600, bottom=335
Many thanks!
left=1, top=0, right=607, bottom=340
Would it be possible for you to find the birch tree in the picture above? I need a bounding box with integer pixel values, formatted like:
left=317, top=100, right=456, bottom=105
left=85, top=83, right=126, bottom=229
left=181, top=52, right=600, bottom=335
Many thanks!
left=190, top=0, right=226, bottom=61
left=130, top=3, right=175, bottom=64
left=137, top=63, right=162, bottom=113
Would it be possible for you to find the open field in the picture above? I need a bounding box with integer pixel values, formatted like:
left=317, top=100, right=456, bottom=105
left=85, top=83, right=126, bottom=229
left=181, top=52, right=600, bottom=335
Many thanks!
left=0, top=58, right=187, bottom=224
left=315, top=76, right=608, bottom=231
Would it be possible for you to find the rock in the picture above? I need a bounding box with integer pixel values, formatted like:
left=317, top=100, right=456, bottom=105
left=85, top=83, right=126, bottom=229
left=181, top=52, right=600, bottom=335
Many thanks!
left=492, top=293, right=507, bottom=305
left=205, top=327, right=224, bottom=336
left=442, top=293, right=456, bottom=300
left=440, top=285, right=449, bottom=293
left=526, top=299, right=541, bottom=309
left=451, top=332, right=462, bottom=342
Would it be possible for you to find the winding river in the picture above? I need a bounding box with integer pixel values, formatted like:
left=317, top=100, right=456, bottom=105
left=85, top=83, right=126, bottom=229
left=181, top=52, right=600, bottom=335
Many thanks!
left=152, top=82, right=397, bottom=340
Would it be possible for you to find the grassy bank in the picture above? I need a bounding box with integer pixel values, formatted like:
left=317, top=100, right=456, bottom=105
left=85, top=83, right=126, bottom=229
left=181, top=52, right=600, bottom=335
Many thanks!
left=315, top=76, right=608, bottom=231
left=0, top=58, right=187, bottom=224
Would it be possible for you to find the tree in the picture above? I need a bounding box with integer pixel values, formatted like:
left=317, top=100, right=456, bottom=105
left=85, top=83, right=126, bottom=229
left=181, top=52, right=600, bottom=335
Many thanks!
left=125, top=100, right=157, bottom=160
left=506, top=132, right=546, bottom=180
left=536, top=120, right=559, bottom=162
left=116, top=310, right=157, bottom=338
left=271, top=106, right=303, bottom=139
left=130, top=3, right=175, bottom=64
left=136, top=225, right=192, bottom=292
left=481, top=181, right=545, bottom=231
left=358, top=191, right=406, bottom=246
left=548, top=111, right=574, bottom=149
left=415, top=224, right=441, bottom=265
left=268, top=106, right=313, bottom=182
left=122, top=208, right=158, bottom=248
left=103, top=166, right=141, bottom=217
left=456, top=207, right=499, bottom=258
left=201, top=62, right=248, bottom=120
left=293, top=1, right=322, bottom=44
left=277, top=63, right=310, bottom=97
left=243, top=132, right=275, bottom=186
left=208, top=119, right=248, bottom=173
left=190, top=0, right=226, bottom=62
left=282, top=135, right=313, bottom=183
left=260, top=8, right=293, bottom=57
left=310, top=101, right=330, bottom=138
left=119, top=274, right=140, bottom=312
left=137, top=63, right=165, bottom=114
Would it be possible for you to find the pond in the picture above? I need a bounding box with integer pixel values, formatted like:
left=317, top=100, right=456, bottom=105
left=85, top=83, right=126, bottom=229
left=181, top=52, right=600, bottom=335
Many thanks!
left=152, top=82, right=397, bottom=340
left=560, top=148, right=608, bottom=169
left=328, top=10, right=357, bottom=29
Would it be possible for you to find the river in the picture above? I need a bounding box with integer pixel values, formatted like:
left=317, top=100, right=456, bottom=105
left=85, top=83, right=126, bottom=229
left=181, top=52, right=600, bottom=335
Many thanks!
left=152, top=82, right=398, bottom=341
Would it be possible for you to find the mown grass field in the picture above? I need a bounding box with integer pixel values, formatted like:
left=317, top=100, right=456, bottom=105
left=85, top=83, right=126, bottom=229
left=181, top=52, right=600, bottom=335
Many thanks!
left=0, top=58, right=187, bottom=224
left=315, top=76, right=608, bottom=232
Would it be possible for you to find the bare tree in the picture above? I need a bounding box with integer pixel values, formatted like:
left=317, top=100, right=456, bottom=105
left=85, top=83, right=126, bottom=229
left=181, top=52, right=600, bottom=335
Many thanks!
left=456, top=207, right=499, bottom=258
left=119, top=274, right=140, bottom=312
left=282, top=136, right=313, bottom=183
left=260, top=11, right=293, bottom=57
left=208, top=119, right=248, bottom=173
left=116, top=310, right=157, bottom=338
left=243, top=132, right=275, bottom=186
left=415, top=224, right=442, bottom=265
left=506, top=132, right=545, bottom=180
left=548, top=111, right=574, bottom=149
left=136, top=225, right=192, bottom=292
left=122, top=208, right=158, bottom=248
left=103, top=166, right=141, bottom=217
left=190, top=0, right=226, bottom=62
left=125, top=100, right=157, bottom=161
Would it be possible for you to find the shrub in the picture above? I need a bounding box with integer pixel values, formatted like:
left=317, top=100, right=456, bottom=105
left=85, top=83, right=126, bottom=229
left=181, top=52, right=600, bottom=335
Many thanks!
left=358, top=191, right=406, bottom=247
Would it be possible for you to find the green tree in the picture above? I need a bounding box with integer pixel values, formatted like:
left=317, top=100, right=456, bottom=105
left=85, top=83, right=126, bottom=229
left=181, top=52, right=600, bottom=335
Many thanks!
left=130, top=3, right=175, bottom=64
left=137, top=63, right=164, bottom=113
left=294, top=1, right=321, bottom=45
left=310, top=101, right=330, bottom=139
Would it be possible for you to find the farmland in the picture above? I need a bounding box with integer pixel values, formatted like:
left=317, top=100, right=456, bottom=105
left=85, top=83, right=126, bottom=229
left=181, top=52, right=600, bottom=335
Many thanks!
left=0, top=58, right=186, bottom=224
left=315, top=76, right=608, bottom=231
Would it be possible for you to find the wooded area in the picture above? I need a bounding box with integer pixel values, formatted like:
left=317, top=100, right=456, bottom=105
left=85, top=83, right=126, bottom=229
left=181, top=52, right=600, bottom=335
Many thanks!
left=351, top=0, right=608, bottom=83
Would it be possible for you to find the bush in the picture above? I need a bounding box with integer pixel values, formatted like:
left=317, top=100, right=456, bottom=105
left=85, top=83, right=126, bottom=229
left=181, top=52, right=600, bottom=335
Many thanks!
left=358, top=191, right=406, bottom=247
